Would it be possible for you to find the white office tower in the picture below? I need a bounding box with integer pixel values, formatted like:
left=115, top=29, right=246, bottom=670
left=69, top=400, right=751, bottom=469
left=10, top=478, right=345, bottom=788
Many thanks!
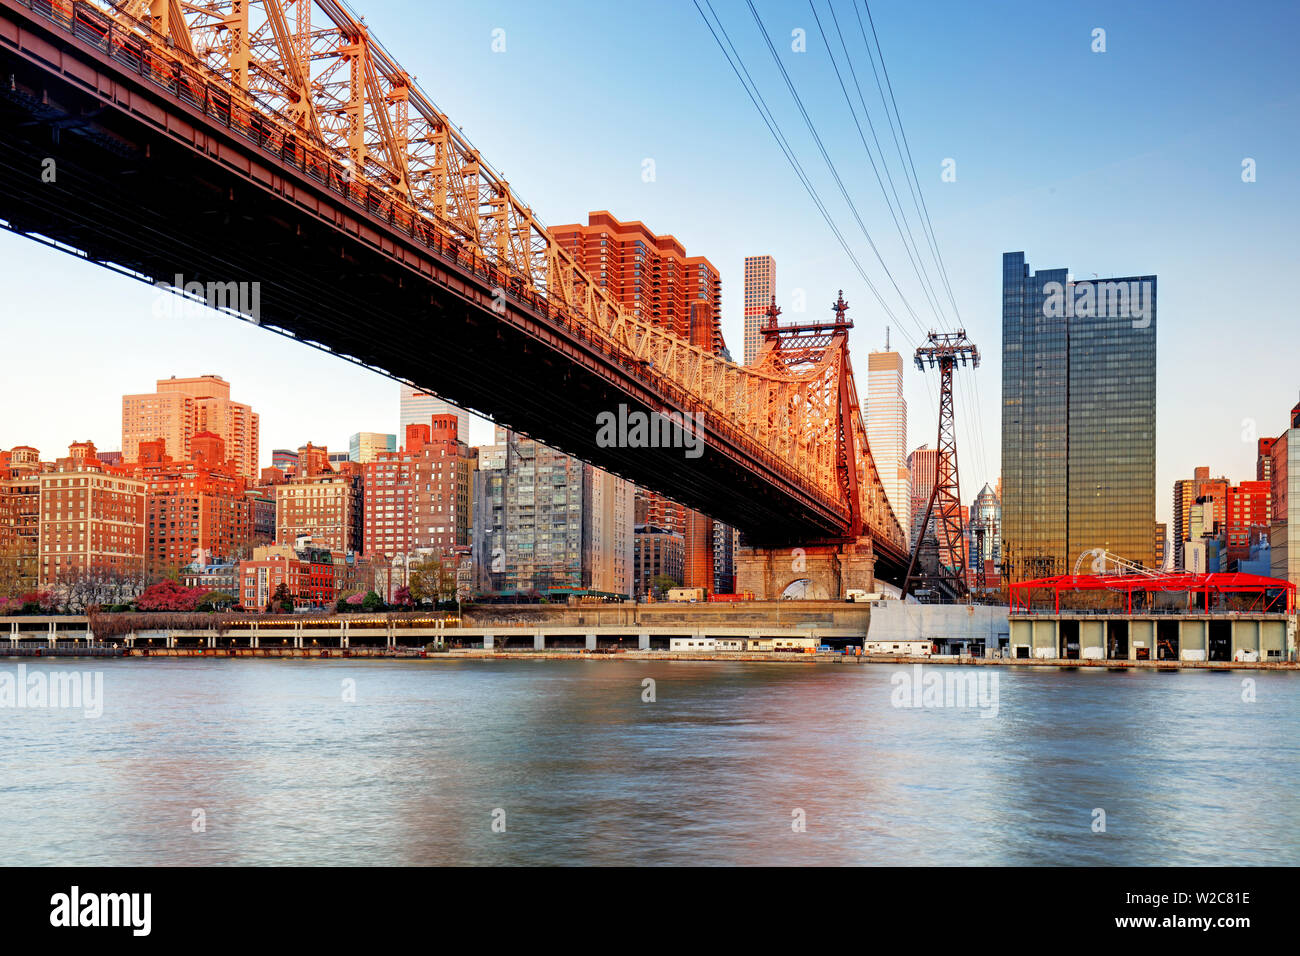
left=399, top=384, right=470, bottom=442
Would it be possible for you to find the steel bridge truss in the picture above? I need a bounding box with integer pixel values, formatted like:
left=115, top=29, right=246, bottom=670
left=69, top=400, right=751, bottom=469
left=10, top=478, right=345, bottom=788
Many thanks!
left=752, top=293, right=901, bottom=544
left=24, top=0, right=904, bottom=552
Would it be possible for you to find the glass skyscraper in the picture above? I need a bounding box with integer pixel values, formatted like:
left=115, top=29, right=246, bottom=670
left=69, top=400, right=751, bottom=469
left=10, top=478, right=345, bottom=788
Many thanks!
left=1001, top=252, right=1157, bottom=582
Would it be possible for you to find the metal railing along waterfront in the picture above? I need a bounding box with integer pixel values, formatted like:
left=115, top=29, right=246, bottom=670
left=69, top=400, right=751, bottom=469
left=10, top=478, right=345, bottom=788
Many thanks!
left=2, top=641, right=124, bottom=656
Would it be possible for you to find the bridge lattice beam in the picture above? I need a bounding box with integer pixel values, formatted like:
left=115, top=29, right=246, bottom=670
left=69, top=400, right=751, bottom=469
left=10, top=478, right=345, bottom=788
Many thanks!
left=25, top=0, right=907, bottom=553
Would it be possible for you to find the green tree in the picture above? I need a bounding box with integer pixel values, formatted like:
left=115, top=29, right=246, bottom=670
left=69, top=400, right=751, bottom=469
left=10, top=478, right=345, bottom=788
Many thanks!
left=652, top=574, right=680, bottom=598
left=270, top=582, right=293, bottom=613
left=361, top=589, right=384, bottom=611
left=198, top=591, right=237, bottom=611
left=408, top=556, right=454, bottom=605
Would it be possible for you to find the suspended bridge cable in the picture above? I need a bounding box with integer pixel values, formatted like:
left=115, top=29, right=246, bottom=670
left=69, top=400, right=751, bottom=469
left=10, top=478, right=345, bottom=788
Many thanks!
left=814, top=0, right=951, bottom=330
left=697, top=0, right=941, bottom=529
left=740, top=0, right=934, bottom=347
left=815, top=0, right=957, bottom=470
left=702, top=0, right=942, bottom=505
left=858, top=0, right=962, bottom=326
left=693, top=0, right=912, bottom=340
left=857, top=0, right=993, bottom=491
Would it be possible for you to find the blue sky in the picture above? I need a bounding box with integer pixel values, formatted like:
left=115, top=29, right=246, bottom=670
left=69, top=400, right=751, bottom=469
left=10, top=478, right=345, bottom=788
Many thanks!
left=2, top=0, right=1297, bottom=532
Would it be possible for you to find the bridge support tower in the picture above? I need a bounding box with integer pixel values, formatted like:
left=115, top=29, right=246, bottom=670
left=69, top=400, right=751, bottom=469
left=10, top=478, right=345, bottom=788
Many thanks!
left=735, top=538, right=875, bottom=601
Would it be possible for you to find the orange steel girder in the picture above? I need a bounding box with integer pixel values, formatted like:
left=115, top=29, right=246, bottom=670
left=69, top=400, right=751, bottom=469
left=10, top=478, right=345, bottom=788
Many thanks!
left=751, top=294, right=903, bottom=547
left=75, top=0, right=906, bottom=554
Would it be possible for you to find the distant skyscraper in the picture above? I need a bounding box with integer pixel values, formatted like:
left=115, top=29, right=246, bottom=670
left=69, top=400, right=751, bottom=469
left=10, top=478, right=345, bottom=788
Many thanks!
left=349, top=432, right=396, bottom=464
left=1172, top=467, right=1228, bottom=570
left=866, top=346, right=909, bottom=538
left=743, top=255, right=776, bottom=366
left=122, top=375, right=259, bottom=479
left=969, top=482, right=1001, bottom=570
left=907, top=445, right=939, bottom=552
left=1001, top=251, right=1157, bottom=582
left=399, top=385, right=469, bottom=443
left=271, top=449, right=299, bottom=474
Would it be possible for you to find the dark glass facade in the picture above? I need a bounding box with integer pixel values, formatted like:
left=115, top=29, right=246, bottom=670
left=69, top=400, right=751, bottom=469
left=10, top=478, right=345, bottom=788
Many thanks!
left=1001, top=252, right=1156, bottom=582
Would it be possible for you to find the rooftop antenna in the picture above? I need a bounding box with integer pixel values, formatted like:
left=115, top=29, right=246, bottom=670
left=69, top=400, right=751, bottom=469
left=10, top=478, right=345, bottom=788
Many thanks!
left=885, top=325, right=890, bottom=351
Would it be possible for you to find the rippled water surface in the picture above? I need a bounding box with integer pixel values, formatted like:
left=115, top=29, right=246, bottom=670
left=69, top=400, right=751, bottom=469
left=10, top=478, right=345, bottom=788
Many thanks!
left=1, top=659, right=1297, bottom=865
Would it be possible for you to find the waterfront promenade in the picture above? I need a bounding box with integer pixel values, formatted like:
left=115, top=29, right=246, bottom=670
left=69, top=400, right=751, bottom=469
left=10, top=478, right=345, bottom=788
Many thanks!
left=5, top=598, right=1296, bottom=668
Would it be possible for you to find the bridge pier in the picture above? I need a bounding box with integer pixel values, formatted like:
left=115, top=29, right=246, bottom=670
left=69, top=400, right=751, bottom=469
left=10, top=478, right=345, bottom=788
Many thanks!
left=736, top=537, right=875, bottom=601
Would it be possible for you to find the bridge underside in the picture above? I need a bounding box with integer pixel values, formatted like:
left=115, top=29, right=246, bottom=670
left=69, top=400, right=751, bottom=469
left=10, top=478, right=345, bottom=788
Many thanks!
left=0, top=1, right=908, bottom=580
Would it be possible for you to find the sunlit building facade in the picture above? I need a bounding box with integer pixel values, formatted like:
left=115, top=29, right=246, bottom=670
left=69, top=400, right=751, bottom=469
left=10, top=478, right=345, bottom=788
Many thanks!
left=867, top=348, right=909, bottom=539
left=121, top=375, right=259, bottom=480
left=1264, top=396, right=1300, bottom=589
left=349, top=432, right=396, bottom=464
left=742, top=255, right=776, bottom=365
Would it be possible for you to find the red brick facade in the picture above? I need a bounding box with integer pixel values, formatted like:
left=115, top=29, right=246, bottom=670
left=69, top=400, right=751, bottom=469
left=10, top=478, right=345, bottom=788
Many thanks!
left=363, top=415, right=471, bottom=559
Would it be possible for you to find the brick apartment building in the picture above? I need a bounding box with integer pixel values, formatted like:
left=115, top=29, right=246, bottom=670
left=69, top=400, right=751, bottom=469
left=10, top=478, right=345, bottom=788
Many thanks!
left=119, top=432, right=264, bottom=575
left=37, top=442, right=147, bottom=588
left=0, top=445, right=42, bottom=593
left=122, top=375, right=260, bottom=480
left=275, top=458, right=364, bottom=554
left=363, top=415, right=473, bottom=560
left=552, top=210, right=722, bottom=348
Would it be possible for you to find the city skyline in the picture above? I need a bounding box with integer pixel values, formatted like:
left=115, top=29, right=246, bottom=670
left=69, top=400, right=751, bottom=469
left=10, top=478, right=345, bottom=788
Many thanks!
left=2, top=0, right=1297, bottom=538
left=0, top=0, right=1297, bottom=884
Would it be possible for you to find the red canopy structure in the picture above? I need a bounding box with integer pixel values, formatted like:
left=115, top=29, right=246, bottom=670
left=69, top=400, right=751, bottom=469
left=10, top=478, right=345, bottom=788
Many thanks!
left=1009, top=572, right=1296, bottom=615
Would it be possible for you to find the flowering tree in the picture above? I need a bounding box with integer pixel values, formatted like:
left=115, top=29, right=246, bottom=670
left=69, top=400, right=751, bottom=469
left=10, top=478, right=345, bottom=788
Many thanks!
left=20, top=590, right=58, bottom=613
left=393, top=586, right=413, bottom=608
left=136, top=580, right=211, bottom=612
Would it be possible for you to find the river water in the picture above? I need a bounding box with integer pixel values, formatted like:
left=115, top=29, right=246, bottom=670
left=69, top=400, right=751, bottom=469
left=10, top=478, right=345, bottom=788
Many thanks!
left=1, top=658, right=1296, bottom=865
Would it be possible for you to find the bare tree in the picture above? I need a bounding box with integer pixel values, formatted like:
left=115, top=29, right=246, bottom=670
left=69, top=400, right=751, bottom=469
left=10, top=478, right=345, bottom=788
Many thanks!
left=53, top=564, right=146, bottom=613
